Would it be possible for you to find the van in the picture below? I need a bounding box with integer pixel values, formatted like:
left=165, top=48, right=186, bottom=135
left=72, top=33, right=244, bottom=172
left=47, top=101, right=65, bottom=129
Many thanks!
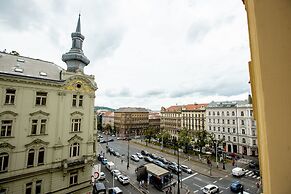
left=108, top=187, right=123, bottom=194
left=232, top=167, right=246, bottom=177
left=106, top=161, right=115, bottom=171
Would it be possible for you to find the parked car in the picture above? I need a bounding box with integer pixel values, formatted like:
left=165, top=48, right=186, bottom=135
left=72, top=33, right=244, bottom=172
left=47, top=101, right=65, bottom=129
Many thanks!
left=136, top=153, right=144, bottom=159
left=100, top=139, right=107, bottom=144
left=108, top=187, right=123, bottom=194
left=153, top=160, right=166, bottom=168
left=249, top=160, right=259, bottom=169
left=93, top=182, right=106, bottom=194
left=169, top=161, right=178, bottom=167
left=97, top=154, right=104, bottom=161
left=98, top=172, right=106, bottom=181
left=144, top=156, right=153, bottom=163
left=168, top=164, right=181, bottom=174
left=106, top=161, right=115, bottom=171
left=159, top=157, right=169, bottom=164
left=115, top=152, right=121, bottom=157
left=101, top=158, right=108, bottom=165
left=149, top=153, right=158, bottom=159
left=202, top=184, right=219, bottom=194
left=108, top=138, right=114, bottom=142
left=230, top=181, right=244, bottom=193
left=111, top=169, right=122, bottom=177
left=232, top=167, right=246, bottom=177
left=141, top=150, right=149, bottom=156
left=253, top=169, right=260, bottom=176
left=117, top=174, right=130, bottom=185
left=180, top=165, right=192, bottom=174
left=131, top=155, right=140, bottom=162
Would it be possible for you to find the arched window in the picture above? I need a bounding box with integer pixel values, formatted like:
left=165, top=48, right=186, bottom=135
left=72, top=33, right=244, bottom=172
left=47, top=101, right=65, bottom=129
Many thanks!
left=70, top=143, right=80, bottom=157
left=242, top=129, right=246, bottom=134
left=27, top=149, right=35, bottom=167
left=241, top=111, right=244, bottom=116
left=38, top=147, right=45, bottom=165
left=0, top=152, right=9, bottom=172
left=226, top=111, right=230, bottom=116
left=242, top=138, right=246, bottom=143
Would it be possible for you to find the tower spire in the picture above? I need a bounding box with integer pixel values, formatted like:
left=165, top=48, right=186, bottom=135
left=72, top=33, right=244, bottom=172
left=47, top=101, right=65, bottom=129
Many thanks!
left=62, top=14, right=90, bottom=73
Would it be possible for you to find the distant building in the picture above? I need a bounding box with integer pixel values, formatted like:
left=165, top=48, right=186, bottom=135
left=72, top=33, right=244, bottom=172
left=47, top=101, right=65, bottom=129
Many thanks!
left=149, top=112, right=160, bottom=132
left=102, top=111, right=114, bottom=130
left=114, top=107, right=149, bottom=137
left=205, top=100, right=258, bottom=156
left=181, top=104, right=208, bottom=135
left=160, top=105, right=182, bottom=139
left=0, top=15, right=97, bottom=193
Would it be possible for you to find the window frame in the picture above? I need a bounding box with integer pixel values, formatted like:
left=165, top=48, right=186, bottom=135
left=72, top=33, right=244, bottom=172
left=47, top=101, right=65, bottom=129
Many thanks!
left=69, top=171, right=78, bottom=186
left=35, top=92, right=47, bottom=106
left=70, top=142, right=80, bottom=157
left=0, top=152, right=9, bottom=172
left=4, top=89, right=16, bottom=105
left=0, top=120, right=13, bottom=137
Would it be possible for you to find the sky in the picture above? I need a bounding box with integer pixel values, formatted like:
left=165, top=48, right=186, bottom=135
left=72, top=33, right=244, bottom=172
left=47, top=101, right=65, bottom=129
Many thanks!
left=0, top=0, right=251, bottom=110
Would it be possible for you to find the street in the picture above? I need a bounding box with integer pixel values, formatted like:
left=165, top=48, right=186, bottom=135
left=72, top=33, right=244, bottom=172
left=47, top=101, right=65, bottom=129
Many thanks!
left=96, top=137, right=259, bottom=194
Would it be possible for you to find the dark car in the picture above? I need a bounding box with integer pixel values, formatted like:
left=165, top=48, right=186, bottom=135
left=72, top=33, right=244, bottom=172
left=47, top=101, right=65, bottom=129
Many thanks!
left=97, top=154, right=104, bottom=161
left=159, top=157, right=169, bottom=164
left=253, top=169, right=260, bottom=176
left=93, top=182, right=106, bottom=194
left=249, top=161, right=259, bottom=169
left=100, top=140, right=107, bottom=144
left=108, top=138, right=114, bottom=142
left=230, top=181, right=244, bottom=193
left=144, top=156, right=153, bottom=163
left=149, top=153, right=158, bottom=159
left=141, top=150, right=149, bottom=156
left=168, top=164, right=181, bottom=174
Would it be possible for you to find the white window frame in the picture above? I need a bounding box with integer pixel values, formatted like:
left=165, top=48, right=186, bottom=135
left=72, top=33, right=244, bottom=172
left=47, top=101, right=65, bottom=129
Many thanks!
left=69, top=171, right=78, bottom=186
left=35, top=92, right=47, bottom=106
left=30, top=119, right=47, bottom=135
left=70, top=143, right=80, bottom=157
left=0, top=120, right=12, bottom=137
left=4, top=89, right=16, bottom=105
left=71, top=119, right=81, bottom=132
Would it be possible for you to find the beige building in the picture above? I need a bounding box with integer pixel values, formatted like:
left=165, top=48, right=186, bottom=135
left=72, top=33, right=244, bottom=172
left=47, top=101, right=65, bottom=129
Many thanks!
left=181, top=104, right=207, bottom=135
left=149, top=112, right=160, bottom=132
left=0, top=15, right=97, bottom=194
left=102, top=111, right=114, bottom=130
left=160, top=105, right=182, bottom=138
left=114, top=108, right=149, bottom=137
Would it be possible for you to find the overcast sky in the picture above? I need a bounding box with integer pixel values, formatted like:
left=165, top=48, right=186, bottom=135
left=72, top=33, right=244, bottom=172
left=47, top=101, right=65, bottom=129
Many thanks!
left=0, top=0, right=251, bottom=110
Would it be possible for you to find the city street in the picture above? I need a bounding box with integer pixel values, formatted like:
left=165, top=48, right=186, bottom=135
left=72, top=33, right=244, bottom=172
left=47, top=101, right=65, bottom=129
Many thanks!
left=95, top=136, right=259, bottom=194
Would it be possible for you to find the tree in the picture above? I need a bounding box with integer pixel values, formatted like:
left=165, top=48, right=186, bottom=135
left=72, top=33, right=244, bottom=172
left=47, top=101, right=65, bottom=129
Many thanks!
left=157, top=131, right=171, bottom=146
left=104, top=124, right=112, bottom=134
left=178, top=128, right=192, bottom=153
left=144, top=127, right=156, bottom=144
left=193, top=130, right=212, bottom=153
left=208, top=132, right=225, bottom=156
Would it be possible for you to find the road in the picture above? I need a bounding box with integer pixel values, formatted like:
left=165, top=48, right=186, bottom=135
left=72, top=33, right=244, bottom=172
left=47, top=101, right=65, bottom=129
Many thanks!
left=96, top=137, right=259, bottom=194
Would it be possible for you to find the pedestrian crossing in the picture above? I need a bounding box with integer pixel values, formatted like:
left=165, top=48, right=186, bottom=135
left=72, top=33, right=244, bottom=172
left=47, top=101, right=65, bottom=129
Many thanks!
left=237, top=158, right=253, bottom=164
left=244, top=169, right=260, bottom=179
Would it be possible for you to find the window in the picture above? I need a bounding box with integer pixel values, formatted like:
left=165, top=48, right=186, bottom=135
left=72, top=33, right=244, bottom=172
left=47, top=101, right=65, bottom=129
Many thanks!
left=208, top=119, right=211, bottom=123
left=26, top=182, right=32, bottom=194
left=213, top=127, right=216, bottom=131
left=70, top=143, right=80, bottom=157
left=209, top=126, right=211, bottom=131
left=228, top=128, right=230, bottom=133
left=70, top=171, right=78, bottom=186
left=250, top=110, right=253, bottom=117
left=226, top=111, right=229, bottom=116
left=253, top=139, right=256, bottom=146
left=222, top=127, right=225, bottom=132
left=35, top=92, right=47, bottom=106
left=218, top=135, right=220, bottom=139
left=31, top=119, right=47, bottom=135
left=241, top=120, right=245, bottom=125
left=228, top=136, right=230, bottom=141
left=38, top=148, right=45, bottom=165
left=208, top=112, right=211, bottom=116
left=222, top=111, right=224, bottom=116
left=0, top=188, right=7, bottom=194
left=227, top=120, right=230, bottom=124
left=1, top=120, right=12, bottom=137
left=217, top=119, right=220, bottom=124
left=233, top=128, right=236, bottom=133
left=213, top=111, right=215, bottom=116
left=217, top=111, right=220, bottom=116
left=0, top=153, right=9, bottom=172
left=242, top=129, right=246, bottom=134
left=5, top=89, right=15, bottom=105
left=242, top=138, right=246, bottom=143
left=233, top=137, right=236, bottom=142
left=252, top=130, right=256, bottom=136
left=72, top=95, right=83, bottom=107
left=71, top=119, right=81, bottom=132
left=35, top=180, right=42, bottom=194
left=27, top=149, right=35, bottom=167
left=232, top=120, right=235, bottom=125
left=222, top=119, right=224, bottom=124
left=241, top=111, right=244, bottom=116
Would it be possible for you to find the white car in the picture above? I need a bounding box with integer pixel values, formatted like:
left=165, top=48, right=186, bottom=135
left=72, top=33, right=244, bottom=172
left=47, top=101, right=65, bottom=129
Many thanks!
left=136, top=153, right=144, bottom=159
left=98, top=172, right=106, bottom=180
left=117, top=174, right=130, bottom=185
left=232, top=167, right=246, bottom=177
left=131, top=154, right=140, bottom=162
left=111, top=169, right=121, bottom=177
left=180, top=165, right=192, bottom=174
left=202, top=184, right=219, bottom=194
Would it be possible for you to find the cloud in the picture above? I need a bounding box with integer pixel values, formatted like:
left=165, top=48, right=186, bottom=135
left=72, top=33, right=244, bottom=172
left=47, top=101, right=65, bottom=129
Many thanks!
left=187, top=21, right=210, bottom=43
left=104, top=88, right=131, bottom=97
left=142, top=89, right=165, bottom=97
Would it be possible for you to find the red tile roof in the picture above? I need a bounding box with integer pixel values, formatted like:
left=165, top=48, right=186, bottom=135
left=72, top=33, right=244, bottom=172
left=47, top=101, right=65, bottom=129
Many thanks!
left=163, top=103, right=208, bottom=112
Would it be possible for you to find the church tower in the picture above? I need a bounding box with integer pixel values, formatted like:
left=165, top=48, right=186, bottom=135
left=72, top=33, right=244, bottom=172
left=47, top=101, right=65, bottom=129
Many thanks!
left=62, top=14, right=90, bottom=73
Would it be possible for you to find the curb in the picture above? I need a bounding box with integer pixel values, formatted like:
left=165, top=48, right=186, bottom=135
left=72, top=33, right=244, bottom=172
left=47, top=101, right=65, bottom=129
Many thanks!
left=130, top=181, right=149, bottom=194
left=132, top=141, right=227, bottom=178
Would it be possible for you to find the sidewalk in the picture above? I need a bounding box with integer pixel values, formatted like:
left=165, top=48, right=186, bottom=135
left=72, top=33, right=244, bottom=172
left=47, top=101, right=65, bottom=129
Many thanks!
left=131, top=139, right=246, bottom=178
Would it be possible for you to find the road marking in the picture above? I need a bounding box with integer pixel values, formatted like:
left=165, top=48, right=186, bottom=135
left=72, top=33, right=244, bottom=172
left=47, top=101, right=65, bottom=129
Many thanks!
left=213, top=181, right=217, bottom=183
left=192, top=182, right=203, bottom=188
left=194, top=177, right=202, bottom=181
left=252, top=175, right=257, bottom=178
left=219, top=191, right=223, bottom=193
left=193, top=190, right=199, bottom=193
left=257, top=177, right=261, bottom=179
left=219, top=178, right=223, bottom=181
left=226, top=187, right=229, bottom=189
left=181, top=173, right=198, bottom=181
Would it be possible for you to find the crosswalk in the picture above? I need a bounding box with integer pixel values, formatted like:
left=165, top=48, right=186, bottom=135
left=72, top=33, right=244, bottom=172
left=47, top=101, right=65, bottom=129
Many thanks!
left=244, top=169, right=260, bottom=179
left=237, top=158, right=253, bottom=164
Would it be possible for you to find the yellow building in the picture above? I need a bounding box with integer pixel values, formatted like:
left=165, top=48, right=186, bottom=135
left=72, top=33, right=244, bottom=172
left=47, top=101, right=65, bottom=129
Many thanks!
left=0, top=15, right=97, bottom=193
left=243, top=0, right=291, bottom=193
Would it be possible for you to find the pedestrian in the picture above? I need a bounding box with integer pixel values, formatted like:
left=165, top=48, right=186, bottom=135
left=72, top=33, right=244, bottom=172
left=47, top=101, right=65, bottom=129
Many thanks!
left=223, top=161, right=226, bottom=170
left=232, top=159, right=235, bottom=166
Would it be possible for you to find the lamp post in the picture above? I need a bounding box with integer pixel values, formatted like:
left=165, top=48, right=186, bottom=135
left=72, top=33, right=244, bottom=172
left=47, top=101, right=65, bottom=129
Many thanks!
left=127, top=132, right=130, bottom=170
left=176, top=129, right=181, bottom=194
left=215, top=140, right=218, bottom=168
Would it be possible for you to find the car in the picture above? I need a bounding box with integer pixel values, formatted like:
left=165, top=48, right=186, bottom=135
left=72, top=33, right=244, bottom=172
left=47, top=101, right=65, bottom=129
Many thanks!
left=232, top=167, right=246, bottom=177
left=108, top=187, right=123, bottom=194
left=117, top=137, right=124, bottom=140
left=202, top=184, right=219, bottom=194
left=159, top=157, right=169, bottom=164
left=111, top=169, right=122, bottom=177
left=168, top=164, right=181, bottom=174
left=117, top=174, right=130, bottom=185
left=141, top=150, right=149, bottom=156
left=169, top=161, right=178, bottom=167
left=100, top=139, right=107, bottom=144
left=115, top=152, right=121, bottom=157
left=98, top=135, right=103, bottom=138
left=97, top=154, right=104, bottom=161
left=98, top=172, right=106, bottom=181
left=149, top=153, right=158, bottom=159
left=180, top=165, right=192, bottom=174
left=253, top=168, right=260, bottom=176
left=131, top=155, right=140, bottom=162
left=249, top=160, right=259, bottom=169
left=93, top=182, right=106, bottom=194
left=230, top=181, right=244, bottom=193
left=101, top=158, right=108, bottom=165
left=108, top=148, right=114, bottom=153
left=108, top=138, right=114, bottom=142
left=136, top=153, right=144, bottom=159
left=144, top=156, right=153, bottom=163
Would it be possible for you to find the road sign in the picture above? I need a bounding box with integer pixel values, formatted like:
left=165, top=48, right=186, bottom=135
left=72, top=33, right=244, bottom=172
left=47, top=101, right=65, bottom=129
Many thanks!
left=92, top=164, right=101, bottom=179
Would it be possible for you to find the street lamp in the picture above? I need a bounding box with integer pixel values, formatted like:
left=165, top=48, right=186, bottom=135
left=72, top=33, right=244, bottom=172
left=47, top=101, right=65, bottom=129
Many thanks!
left=176, top=129, right=181, bottom=194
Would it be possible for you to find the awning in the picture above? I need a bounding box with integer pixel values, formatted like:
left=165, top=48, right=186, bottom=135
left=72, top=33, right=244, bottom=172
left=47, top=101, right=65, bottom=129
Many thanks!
left=144, top=163, right=170, bottom=177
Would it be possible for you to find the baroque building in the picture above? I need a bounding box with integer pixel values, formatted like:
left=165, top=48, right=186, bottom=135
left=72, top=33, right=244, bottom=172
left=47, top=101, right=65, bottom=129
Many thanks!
left=160, top=105, right=182, bottom=139
left=0, top=15, right=97, bottom=194
left=205, top=100, right=258, bottom=156
left=114, top=107, right=149, bottom=137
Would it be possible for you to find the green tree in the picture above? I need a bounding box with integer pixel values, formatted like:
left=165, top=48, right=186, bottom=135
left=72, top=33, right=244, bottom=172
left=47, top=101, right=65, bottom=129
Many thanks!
left=157, top=131, right=171, bottom=146
left=144, top=127, right=156, bottom=144
left=208, top=132, right=225, bottom=155
left=193, top=130, right=212, bottom=153
left=178, top=128, right=192, bottom=153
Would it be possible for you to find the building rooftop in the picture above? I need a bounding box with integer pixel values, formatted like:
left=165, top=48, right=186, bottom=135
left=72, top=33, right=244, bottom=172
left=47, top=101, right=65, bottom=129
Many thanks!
left=0, top=51, right=63, bottom=81
left=115, top=107, right=149, bottom=113
left=207, top=100, right=251, bottom=108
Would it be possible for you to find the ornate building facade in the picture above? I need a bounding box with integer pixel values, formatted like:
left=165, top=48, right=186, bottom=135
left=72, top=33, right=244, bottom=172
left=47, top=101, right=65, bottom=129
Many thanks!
left=205, top=100, right=258, bottom=156
left=160, top=106, right=182, bottom=139
left=0, top=15, right=97, bottom=194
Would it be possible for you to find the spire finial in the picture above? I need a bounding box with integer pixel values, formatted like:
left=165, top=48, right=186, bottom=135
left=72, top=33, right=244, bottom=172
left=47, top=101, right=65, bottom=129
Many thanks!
left=76, top=14, right=81, bottom=33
